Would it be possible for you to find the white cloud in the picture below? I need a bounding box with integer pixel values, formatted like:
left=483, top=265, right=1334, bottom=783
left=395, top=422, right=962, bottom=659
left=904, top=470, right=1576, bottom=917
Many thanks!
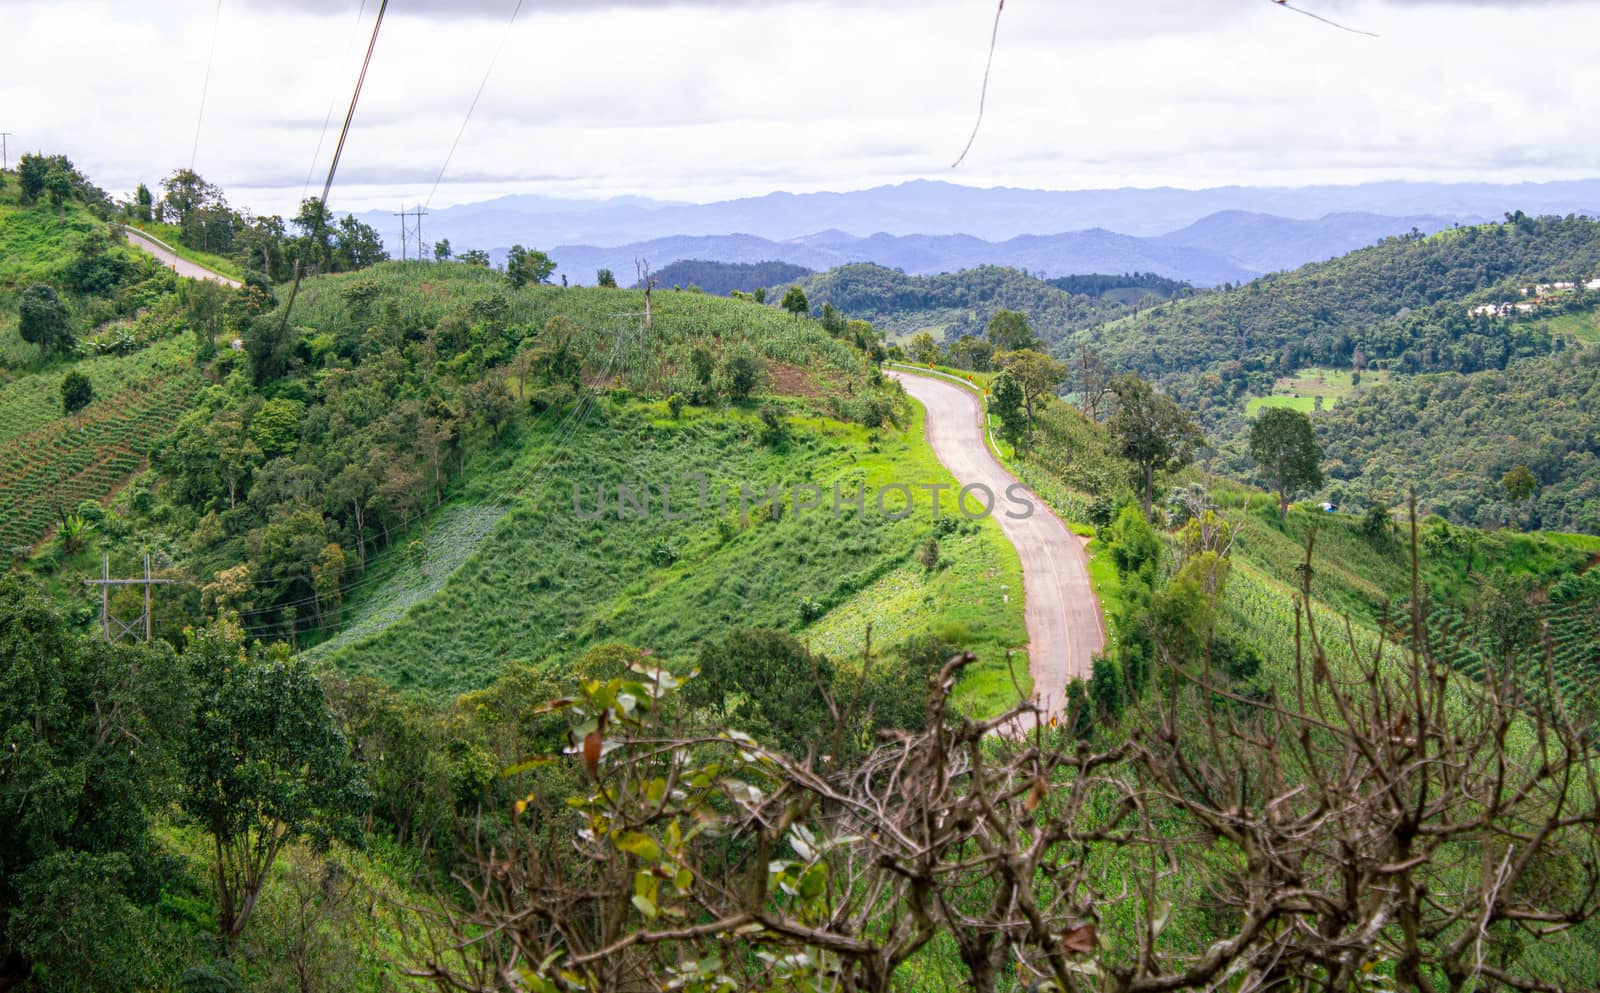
left=4, top=0, right=1597, bottom=216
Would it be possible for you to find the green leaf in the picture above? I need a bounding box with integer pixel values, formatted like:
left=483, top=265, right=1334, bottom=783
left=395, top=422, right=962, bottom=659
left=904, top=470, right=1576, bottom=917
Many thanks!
left=631, top=894, right=657, bottom=919
left=614, top=830, right=662, bottom=862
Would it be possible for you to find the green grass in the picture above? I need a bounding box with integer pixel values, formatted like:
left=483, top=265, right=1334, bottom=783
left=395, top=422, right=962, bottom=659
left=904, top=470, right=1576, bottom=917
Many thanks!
left=311, top=397, right=1029, bottom=715
left=1540, top=309, right=1600, bottom=343
left=1244, top=366, right=1391, bottom=415
left=124, top=221, right=244, bottom=281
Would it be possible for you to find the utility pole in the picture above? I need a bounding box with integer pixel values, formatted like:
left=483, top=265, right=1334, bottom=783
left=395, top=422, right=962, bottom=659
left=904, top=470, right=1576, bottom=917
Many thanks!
left=0, top=133, right=11, bottom=172
left=393, top=206, right=409, bottom=261
left=82, top=555, right=174, bottom=643
left=392, top=204, right=429, bottom=261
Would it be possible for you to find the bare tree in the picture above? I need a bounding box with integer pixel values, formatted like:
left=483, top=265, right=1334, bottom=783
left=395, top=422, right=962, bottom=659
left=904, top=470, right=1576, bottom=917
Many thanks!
left=406, top=503, right=1600, bottom=993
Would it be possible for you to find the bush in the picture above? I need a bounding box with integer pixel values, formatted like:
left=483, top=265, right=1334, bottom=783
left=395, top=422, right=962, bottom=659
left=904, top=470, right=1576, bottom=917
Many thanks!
left=917, top=537, right=941, bottom=571
left=667, top=392, right=686, bottom=419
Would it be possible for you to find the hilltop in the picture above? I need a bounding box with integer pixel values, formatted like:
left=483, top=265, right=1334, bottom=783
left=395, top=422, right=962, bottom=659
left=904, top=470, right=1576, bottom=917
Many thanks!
left=790, top=263, right=1188, bottom=343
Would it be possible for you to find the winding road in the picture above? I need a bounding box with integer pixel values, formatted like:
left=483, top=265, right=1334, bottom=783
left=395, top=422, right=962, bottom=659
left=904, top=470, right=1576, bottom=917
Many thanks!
left=121, top=227, right=241, bottom=287
left=888, top=369, right=1105, bottom=717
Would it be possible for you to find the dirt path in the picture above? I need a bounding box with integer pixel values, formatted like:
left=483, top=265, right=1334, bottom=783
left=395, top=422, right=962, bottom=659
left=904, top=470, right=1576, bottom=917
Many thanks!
left=888, top=369, right=1105, bottom=717
left=121, top=228, right=241, bottom=287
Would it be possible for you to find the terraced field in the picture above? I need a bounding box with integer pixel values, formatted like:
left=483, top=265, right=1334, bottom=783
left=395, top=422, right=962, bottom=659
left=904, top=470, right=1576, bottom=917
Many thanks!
left=1406, top=572, right=1600, bottom=702
left=0, top=339, right=203, bottom=553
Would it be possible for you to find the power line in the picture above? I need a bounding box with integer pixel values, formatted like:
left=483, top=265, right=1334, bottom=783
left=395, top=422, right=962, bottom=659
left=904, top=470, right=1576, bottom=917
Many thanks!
left=951, top=0, right=1004, bottom=169
left=302, top=0, right=372, bottom=204
left=422, top=0, right=527, bottom=211
left=277, top=0, right=389, bottom=336
left=190, top=0, right=225, bottom=171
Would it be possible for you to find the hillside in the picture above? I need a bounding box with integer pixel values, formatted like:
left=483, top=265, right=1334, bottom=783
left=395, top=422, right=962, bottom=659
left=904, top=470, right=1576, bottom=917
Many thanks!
left=646, top=258, right=812, bottom=295
left=792, top=263, right=1185, bottom=343
left=1073, top=215, right=1600, bottom=389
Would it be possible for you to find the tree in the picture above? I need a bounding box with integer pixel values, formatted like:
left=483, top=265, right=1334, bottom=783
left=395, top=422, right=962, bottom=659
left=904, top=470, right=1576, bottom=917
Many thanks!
left=753, top=286, right=767, bottom=304
left=43, top=165, right=73, bottom=211
left=461, top=373, right=517, bottom=443
left=595, top=268, right=617, bottom=288
left=990, top=369, right=1029, bottom=453
left=908, top=331, right=941, bottom=365
left=18, top=283, right=70, bottom=357
left=134, top=181, right=154, bottom=222
left=160, top=168, right=223, bottom=226
left=311, top=542, right=346, bottom=627
left=60, top=370, right=94, bottom=417
left=434, top=238, right=452, bottom=261
left=986, top=308, right=1038, bottom=352
left=780, top=284, right=808, bottom=320
left=293, top=198, right=335, bottom=272
left=334, top=214, right=385, bottom=270
left=17, top=152, right=50, bottom=204
left=1249, top=406, right=1324, bottom=523
left=505, top=245, right=556, bottom=288
left=1071, top=346, right=1113, bottom=422
left=180, top=619, right=368, bottom=939
left=1109, top=373, right=1204, bottom=519
left=686, top=628, right=836, bottom=755
left=723, top=353, right=760, bottom=400
left=184, top=277, right=230, bottom=360
left=0, top=577, right=189, bottom=991
left=997, top=348, right=1066, bottom=424
left=1501, top=463, right=1537, bottom=503
left=459, top=249, right=491, bottom=267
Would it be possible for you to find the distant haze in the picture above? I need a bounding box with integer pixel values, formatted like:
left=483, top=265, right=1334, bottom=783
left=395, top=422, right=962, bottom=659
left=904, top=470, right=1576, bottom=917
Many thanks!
left=365, top=179, right=1600, bottom=286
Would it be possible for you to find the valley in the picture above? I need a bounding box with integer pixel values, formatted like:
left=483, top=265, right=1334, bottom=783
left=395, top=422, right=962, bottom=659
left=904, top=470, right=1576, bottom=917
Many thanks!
left=5, top=149, right=1600, bottom=992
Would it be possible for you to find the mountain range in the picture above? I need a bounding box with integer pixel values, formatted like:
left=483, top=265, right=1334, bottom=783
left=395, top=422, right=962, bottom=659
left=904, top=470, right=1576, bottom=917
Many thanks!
left=355, top=178, right=1600, bottom=286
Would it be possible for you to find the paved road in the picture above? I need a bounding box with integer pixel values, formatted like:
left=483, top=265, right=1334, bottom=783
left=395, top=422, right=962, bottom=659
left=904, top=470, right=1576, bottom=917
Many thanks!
left=121, top=228, right=241, bottom=288
left=889, top=369, right=1105, bottom=717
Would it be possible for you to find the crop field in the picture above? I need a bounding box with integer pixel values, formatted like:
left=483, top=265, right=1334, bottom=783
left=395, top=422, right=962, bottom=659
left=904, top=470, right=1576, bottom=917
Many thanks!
left=0, top=338, right=202, bottom=553
left=1539, top=309, right=1600, bottom=343
left=313, top=396, right=1030, bottom=713
left=1245, top=365, right=1391, bottom=415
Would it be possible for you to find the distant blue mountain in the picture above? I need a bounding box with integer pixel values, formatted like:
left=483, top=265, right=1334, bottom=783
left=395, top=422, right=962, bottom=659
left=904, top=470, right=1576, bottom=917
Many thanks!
left=355, top=178, right=1600, bottom=286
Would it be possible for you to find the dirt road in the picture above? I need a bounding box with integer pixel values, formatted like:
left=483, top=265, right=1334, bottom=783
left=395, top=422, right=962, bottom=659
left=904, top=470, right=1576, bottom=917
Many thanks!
left=888, top=368, right=1105, bottom=716
left=121, top=228, right=241, bottom=288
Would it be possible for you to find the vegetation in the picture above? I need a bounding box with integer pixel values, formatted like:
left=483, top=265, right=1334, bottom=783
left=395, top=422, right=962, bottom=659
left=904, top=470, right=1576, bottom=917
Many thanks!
left=794, top=263, right=1169, bottom=343
left=649, top=258, right=811, bottom=296
left=7, top=156, right=1600, bottom=993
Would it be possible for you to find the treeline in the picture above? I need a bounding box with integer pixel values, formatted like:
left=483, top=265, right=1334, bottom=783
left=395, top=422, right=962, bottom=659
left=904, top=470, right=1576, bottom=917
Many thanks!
left=649, top=258, right=812, bottom=296
left=797, top=263, right=1155, bottom=341
left=1045, top=270, right=1191, bottom=300
left=126, top=169, right=385, bottom=283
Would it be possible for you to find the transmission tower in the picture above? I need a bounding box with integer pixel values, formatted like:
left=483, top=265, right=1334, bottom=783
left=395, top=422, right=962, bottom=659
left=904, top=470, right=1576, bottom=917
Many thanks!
left=82, top=555, right=173, bottom=643
left=392, top=204, right=430, bottom=261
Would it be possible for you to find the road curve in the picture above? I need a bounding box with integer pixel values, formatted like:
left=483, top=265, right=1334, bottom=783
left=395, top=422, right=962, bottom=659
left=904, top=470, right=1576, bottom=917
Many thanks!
left=121, top=227, right=241, bottom=287
left=889, top=369, right=1105, bottom=716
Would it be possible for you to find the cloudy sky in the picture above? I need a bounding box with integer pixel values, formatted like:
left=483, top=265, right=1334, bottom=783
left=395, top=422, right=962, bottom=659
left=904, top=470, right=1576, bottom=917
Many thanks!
left=4, top=0, right=1597, bottom=216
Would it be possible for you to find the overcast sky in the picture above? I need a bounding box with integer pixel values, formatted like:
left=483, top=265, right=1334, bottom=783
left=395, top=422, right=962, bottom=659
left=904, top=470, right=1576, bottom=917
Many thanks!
left=4, top=0, right=1597, bottom=216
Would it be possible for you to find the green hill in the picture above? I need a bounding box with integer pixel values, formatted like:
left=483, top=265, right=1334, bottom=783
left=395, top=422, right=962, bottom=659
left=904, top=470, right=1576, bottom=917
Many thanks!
left=792, top=263, right=1176, bottom=343
left=649, top=258, right=812, bottom=296
left=1073, top=215, right=1600, bottom=391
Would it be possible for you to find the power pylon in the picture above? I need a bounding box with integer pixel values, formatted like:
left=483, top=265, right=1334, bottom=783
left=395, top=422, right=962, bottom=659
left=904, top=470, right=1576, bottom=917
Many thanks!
left=82, top=555, right=173, bottom=643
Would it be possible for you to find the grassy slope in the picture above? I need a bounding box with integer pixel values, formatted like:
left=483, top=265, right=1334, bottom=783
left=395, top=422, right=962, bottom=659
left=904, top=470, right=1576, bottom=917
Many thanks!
left=311, top=395, right=1029, bottom=714
left=0, top=189, right=108, bottom=364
